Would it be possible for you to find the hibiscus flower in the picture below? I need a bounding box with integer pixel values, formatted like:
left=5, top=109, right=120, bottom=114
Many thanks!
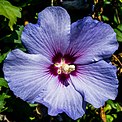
left=3, top=6, right=118, bottom=120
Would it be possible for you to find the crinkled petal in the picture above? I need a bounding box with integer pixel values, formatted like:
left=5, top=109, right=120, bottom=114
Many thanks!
left=36, top=82, right=86, bottom=120
left=3, top=49, right=55, bottom=103
left=66, top=16, right=118, bottom=64
left=21, top=6, right=70, bottom=59
left=70, top=60, right=118, bottom=108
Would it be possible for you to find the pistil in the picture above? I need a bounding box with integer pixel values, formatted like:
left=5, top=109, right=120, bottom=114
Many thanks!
left=54, top=59, right=75, bottom=74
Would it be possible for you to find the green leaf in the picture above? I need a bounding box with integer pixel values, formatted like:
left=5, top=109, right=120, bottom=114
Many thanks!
left=0, top=0, right=21, bottom=30
left=0, top=78, right=8, bottom=88
left=29, top=103, right=38, bottom=107
left=120, top=0, right=122, bottom=3
left=102, top=15, right=109, bottom=22
left=29, top=117, right=35, bottom=120
left=115, top=103, right=122, bottom=112
left=106, top=115, right=114, bottom=122
left=114, top=24, right=122, bottom=42
left=14, top=25, right=26, bottom=51
left=0, top=93, right=10, bottom=112
left=0, top=51, right=9, bottom=63
left=114, top=14, right=118, bottom=24
left=14, top=25, right=24, bottom=44
left=104, top=104, right=112, bottom=113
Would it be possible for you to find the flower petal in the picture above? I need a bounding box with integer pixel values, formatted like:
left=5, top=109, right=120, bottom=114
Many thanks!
left=21, top=6, right=70, bottom=59
left=3, top=49, right=85, bottom=119
left=70, top=60, right=118, bottom=108
left=67, top=16, right=118, bottom=64
left=36, top=82, right=86, bottom=120
left=3, top=49, right=54, bottom=103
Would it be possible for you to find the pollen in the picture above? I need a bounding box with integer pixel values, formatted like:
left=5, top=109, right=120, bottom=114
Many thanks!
left=54, top=59, right=75, bottom=74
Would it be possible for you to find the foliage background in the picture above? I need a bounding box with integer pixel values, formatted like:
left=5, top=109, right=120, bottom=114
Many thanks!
left=0, top=0, right=122, bottom=122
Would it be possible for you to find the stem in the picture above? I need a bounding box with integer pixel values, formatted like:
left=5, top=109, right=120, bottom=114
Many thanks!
left=100, top=107, right=106, bottom=122
left=51, top=0, right=53, bottom=6
left=113, top=54, right=122, bottom=66
left=115, top=8, right=120, bottom=24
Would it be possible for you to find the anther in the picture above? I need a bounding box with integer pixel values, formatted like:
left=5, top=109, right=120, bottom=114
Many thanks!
left=54, top=59, right=75, bottom=74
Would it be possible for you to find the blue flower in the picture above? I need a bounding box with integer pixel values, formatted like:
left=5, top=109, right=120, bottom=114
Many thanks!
left=3, top=6, right=118, bottom=120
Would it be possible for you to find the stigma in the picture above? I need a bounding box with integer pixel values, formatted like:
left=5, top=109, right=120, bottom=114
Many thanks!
left=54, top=59, right=75, bottom=74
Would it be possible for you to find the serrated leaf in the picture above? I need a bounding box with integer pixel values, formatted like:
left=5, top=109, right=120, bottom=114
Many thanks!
left=0, top=0, right=21, bottom=30
left=0, top=78, right=8, bottom=88
left=14, top=25, right=26, bottom=51
left=0, top=93, right=10, bottom=101
left=114, top=24, right=122, bottom=42
left=14, top=25, right=24, bottom=44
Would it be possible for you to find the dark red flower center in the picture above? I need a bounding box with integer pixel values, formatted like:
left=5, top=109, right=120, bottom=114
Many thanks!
left=49, top=52, right=77, bottom=86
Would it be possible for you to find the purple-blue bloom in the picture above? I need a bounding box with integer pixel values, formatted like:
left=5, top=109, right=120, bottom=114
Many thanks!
left=3, top=6, right=118, bottom=120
